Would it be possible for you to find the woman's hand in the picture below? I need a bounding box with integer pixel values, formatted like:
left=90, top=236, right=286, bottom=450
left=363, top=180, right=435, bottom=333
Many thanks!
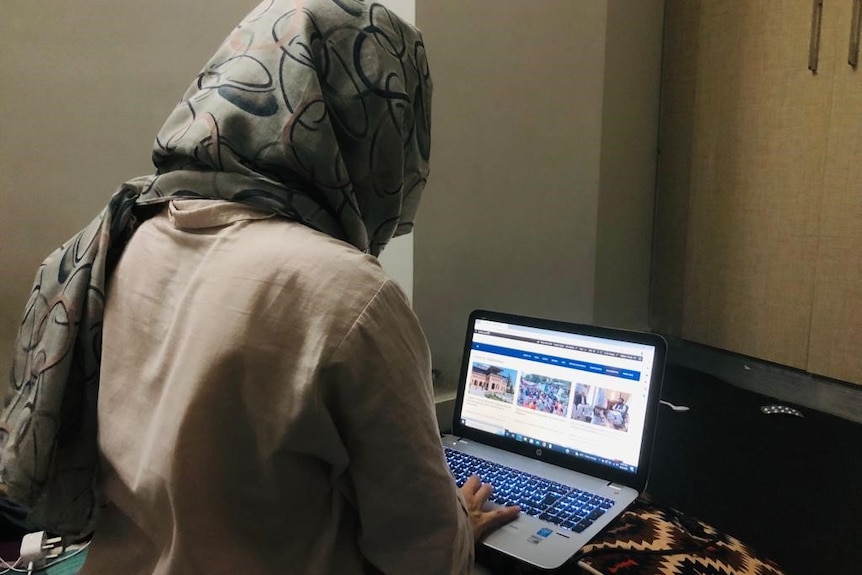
left=459, top=475, right=521, bottom=541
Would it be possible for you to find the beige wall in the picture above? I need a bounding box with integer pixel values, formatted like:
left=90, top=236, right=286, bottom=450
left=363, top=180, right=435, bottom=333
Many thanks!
left=1, top=0, right=260, bottom=375
left=414, top=0, right=664, bottom=391
left=595, top=0, right=665, bottom=328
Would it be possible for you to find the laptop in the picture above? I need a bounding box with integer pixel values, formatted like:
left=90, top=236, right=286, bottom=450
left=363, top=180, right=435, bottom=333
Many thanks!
left=442, top=309, right=666, bottom=570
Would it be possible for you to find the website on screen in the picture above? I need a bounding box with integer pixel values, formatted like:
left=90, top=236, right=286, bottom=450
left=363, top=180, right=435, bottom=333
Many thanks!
left=459, top=319, right=656, bottom=473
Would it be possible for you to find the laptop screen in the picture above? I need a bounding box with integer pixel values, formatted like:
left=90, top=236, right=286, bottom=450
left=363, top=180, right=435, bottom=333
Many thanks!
left=455, top=313, right=663, bottom=478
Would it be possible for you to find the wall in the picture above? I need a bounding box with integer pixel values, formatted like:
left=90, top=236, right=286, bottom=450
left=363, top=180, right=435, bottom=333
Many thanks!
left=414, top=0, right=664, bottom=392
left=0, top=0, right=416, bottom=375
left=594, top=0, right=666, bottom=328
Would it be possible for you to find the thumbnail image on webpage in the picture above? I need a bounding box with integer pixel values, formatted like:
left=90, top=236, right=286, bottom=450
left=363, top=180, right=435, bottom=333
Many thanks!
left=468, top=360, right=634, bottom=433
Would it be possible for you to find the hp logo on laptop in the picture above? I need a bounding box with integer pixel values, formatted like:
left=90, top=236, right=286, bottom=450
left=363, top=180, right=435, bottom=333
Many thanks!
left=536, top=448, right=542, bottom=456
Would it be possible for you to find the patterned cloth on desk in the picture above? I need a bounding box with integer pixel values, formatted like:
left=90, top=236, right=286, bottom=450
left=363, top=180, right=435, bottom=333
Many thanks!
left=577, top=500, right=787, bottom=575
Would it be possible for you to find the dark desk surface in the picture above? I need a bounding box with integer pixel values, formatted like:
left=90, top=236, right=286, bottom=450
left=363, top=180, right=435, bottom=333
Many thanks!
left=646, top=364, right=862, bottom=575
left=476, top=499, right=787, bottom=575
left=17, top=502, right=786, bottom=575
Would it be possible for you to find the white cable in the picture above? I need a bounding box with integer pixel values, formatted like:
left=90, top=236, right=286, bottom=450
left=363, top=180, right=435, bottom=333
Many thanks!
left=659, top=400, right=690, bottom=412
left=0, top=560, right=29, bottom=574
left=577, top=559, right=606, bottom=575
left=39, top=541, right=91, bottom=570
left=0, top=557, right=22, bottom=575
left=0, top=545, right=90, bottom=575
left=1, top=532, right=90, bottom=574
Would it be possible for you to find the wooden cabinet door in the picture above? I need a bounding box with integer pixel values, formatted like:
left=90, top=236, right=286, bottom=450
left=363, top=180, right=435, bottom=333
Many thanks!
left=679, top=1, right=839, bottom=368
left=808, top=0, right=862, bottom=384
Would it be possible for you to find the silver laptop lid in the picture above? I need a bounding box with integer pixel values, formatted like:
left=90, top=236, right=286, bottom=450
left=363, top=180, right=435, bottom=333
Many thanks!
left=451, top=310, right=666, bottom=492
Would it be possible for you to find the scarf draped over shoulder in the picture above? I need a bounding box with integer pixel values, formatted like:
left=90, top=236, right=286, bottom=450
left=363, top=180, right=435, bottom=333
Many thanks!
left=0, top=0, right=431, bottom=535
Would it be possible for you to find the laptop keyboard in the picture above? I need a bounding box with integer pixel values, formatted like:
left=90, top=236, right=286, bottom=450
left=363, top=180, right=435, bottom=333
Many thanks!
left=444, top=447, right=614, bottom=533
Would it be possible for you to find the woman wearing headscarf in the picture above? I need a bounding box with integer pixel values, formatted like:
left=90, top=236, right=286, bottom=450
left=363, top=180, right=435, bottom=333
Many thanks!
left=0, top=1, right=518, bottom=572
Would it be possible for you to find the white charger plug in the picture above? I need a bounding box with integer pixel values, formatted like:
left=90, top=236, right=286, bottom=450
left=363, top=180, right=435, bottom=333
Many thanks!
left=19, top=531, right=64, bottom=571
left=19, top=531, right=47, bottom=565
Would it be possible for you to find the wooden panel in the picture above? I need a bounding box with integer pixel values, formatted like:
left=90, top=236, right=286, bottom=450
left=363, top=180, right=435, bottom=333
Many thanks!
left=808, top=0, right=862, bottom=385
left=681, top=1, right=838, bottom=368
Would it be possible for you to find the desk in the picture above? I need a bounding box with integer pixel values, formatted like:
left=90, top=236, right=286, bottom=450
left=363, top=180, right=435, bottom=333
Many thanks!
left=476, top=499, right=787, bottom=575
left=25, top=501, right=787, bottom=575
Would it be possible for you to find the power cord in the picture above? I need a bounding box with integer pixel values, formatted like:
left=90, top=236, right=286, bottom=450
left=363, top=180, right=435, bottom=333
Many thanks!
left=659, top=400, right=690, bottom=412
left=0, top=557, right=21, bottom=574
left=0, top=532, right=91, bottom=575
left=35, top=542, right=90, bottom=573
left=576, top=560, right=605, bottom=575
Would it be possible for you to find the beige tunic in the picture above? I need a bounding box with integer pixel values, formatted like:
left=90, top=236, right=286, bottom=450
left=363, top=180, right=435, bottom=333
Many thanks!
left=80, top=200, right=473, bottom=575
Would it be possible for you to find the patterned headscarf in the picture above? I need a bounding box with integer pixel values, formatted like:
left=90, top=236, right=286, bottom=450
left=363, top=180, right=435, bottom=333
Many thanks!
left=0, top=0, right=431, bottom=535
